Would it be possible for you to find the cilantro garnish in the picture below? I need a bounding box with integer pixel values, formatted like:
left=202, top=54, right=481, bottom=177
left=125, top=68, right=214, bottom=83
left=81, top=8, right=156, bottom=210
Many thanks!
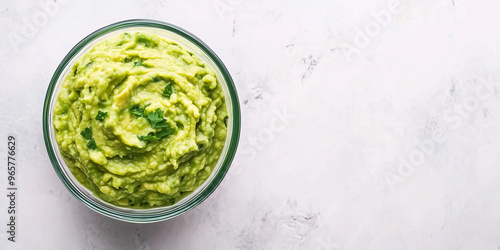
left=146, top=108, right=167, bottom=128
left=80, top=127, right=92, bottom=140
left=129, top=104, right=150, bottom=117
left=134, top=108, right=176, bottom=142
left=81, top=127, right=97, bottom=149
left=137, top=125, right=174, bottom=142
left=133, top=61, right=150, bottom=68
left=154, top=121, right=171, bottom=129
left=95, top=111, right=108, bottom=121
left=137, top=132, right=159, bottom=142
left=87, top=138, right=97, bottom=150
left=156, top=125, right=175, bottom=139
left=162, top=83, right=173, bottom=98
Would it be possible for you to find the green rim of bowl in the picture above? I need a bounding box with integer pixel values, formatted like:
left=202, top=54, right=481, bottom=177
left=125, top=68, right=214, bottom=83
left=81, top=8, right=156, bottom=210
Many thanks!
left=42, top=19, right=241, bottom=223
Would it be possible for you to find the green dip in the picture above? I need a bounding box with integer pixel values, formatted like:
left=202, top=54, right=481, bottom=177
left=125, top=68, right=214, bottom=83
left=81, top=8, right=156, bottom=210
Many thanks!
left=53, top=32, right=228, bottom=208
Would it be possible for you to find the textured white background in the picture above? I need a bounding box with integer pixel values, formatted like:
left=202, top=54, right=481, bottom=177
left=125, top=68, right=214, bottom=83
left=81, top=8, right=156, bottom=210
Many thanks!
left=1, top=0, right=500, bottom=249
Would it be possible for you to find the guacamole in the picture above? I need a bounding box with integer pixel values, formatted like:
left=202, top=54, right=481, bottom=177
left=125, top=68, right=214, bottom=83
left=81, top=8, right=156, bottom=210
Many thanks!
left=53, top=32, right=228, bottom=208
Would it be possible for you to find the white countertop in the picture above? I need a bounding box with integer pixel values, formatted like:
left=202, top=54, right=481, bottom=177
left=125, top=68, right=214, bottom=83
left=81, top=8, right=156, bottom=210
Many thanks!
left=1, top=0, right=500, bottom=249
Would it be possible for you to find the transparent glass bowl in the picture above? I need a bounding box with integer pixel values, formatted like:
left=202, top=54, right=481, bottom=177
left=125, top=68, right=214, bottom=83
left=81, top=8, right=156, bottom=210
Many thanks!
left=42, top=19, right=241, bottom=223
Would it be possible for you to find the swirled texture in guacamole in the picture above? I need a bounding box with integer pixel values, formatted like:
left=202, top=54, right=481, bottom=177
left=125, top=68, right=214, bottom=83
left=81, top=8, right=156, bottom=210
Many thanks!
left=53, top=32, right=228, bottom=208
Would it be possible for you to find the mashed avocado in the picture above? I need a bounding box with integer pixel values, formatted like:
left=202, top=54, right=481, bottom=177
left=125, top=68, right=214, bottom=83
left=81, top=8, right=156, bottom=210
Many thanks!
left=53, top=32, right=228, bottom=208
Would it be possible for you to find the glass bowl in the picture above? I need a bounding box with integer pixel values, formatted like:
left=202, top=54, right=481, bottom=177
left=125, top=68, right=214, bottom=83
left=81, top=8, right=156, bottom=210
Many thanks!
left=42, top=19, right=241, bottom=223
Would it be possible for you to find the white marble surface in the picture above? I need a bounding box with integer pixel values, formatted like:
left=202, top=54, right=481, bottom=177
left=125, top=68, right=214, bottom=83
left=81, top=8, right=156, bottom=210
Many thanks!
left=1, top=0, right=500, bottom=249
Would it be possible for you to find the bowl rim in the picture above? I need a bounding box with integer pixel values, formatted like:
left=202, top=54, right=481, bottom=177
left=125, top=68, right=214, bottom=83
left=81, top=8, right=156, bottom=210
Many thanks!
left=42, top=19, right=241, bottom=223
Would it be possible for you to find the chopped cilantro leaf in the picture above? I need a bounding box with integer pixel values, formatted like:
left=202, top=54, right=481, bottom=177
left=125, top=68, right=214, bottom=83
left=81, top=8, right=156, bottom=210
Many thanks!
left=133, top=61, right=150, bottom=68
left=87, top=138, right=97, bottom=150
left=129, top=105, right=143, bottom=117
left=95, top=111, right=108, bottom=121
left=80, top=127, right=92, bottom=140
left=129, top=104, right=150, bottom=118
left=162, top=83, right=173, bottom=98
left=81, top=127, right=98, bottom=149
left=138, top=132, right=159, bottom=142
left=137, top=108, right=177, bottom=142
left=154, top=121, right=170, bottom=129
left=156, top=127, right=175, bottom=139
left=147, top=108, right=166, bottom=128
left=138, top=127, right=175, bottom=142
